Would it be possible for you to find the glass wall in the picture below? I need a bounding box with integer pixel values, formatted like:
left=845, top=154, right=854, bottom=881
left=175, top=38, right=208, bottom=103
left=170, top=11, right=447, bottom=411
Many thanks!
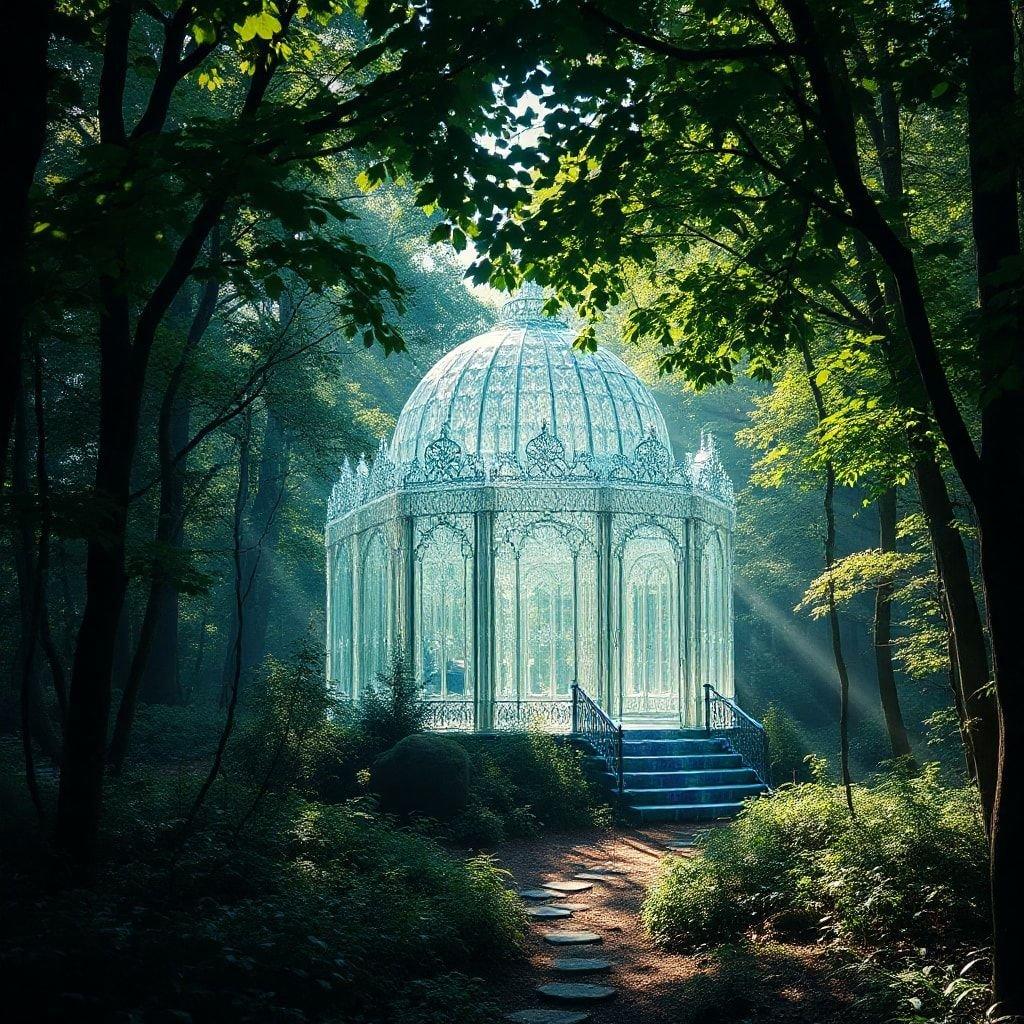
left=493, top=520, right=598, bottom=703
left=359, top=530, right=391, bottom=687
left=621, top=535, right=679, bottom=716
left=415, top=524, right=472, bottom=701
left=328, top=540, right=352, bottom=696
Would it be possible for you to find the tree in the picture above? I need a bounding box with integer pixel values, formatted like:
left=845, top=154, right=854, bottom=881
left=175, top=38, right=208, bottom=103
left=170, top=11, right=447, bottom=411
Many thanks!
left=34, top=0, right=408, bottom=870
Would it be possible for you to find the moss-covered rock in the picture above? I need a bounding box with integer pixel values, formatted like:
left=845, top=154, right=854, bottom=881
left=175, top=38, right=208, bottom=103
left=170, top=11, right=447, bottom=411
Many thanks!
left=372, top=734, right=471, bottom=819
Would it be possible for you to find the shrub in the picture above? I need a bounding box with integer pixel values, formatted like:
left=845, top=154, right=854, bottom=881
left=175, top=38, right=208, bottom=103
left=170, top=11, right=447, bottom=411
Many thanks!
left=0, top=782, right=524, bottom=1024
left=453, top=731, right=610, bottom=838
left=762, top=702, right=811, bottom=784
left=356, top=655, right=426, bottom=756
left=642, top=763, right=987, bottom=952
left=372, top=733, right=472, bottom=819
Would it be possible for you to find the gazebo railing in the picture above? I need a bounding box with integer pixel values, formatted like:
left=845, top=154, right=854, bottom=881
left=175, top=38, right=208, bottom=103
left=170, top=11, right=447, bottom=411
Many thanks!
left=571, top=682, right=624, bottom=794
left=703, top=683, right=770, bottom=787
left=422, top=699, right=475, bottom=732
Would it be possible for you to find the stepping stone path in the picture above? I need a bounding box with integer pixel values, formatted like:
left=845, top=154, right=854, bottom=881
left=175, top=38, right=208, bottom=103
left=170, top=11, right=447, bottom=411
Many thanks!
left=537, top=983, right=616, bottom=1003
left=543, top=931, right=603, bottom=945
left=526, top=906, right=573, bottom=919
left=542, top=880, right=593, bottom=894
left=505, top=1011, right=591, bottom=1024
left=552, top=958, right=612, bottom=974
left=511, top=860, right=627, bottom=1019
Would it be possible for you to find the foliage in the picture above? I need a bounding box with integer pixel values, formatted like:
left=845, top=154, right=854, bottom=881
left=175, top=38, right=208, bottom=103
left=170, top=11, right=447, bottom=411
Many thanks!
left=796, top=549, right=925, bottom=620
left=448, top=732, right=612, bottom=845
left=762, top=703, right=812, bottom=786
left=355, top=655, right=428, bottom=757
left=0, top=764, right=523, bottom=1024
left=642, top=764, right=987, bottom=951
left=371, top=733, right=472, bottom=820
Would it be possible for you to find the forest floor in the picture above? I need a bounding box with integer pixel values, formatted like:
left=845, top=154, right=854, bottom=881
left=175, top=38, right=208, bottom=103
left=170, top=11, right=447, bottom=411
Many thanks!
left=484, top=825, right=869, bottom=1024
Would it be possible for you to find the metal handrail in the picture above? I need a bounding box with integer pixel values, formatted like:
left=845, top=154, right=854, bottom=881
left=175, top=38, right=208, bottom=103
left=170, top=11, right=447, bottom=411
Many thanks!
left=703, top=683, right=771, bottom=787
left=571, top=682, right=624, bottom=794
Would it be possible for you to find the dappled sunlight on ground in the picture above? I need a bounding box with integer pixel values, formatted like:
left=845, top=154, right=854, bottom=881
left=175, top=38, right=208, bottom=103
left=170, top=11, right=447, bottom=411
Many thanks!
left=482, top=826, right=869, bottom=1024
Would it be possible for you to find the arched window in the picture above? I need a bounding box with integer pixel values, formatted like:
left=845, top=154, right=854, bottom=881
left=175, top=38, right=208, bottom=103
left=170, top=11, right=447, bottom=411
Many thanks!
left=416, top=525, right=472, bottom=700
left=621, top=534, right=679, bottom=715
left=360, top=531, right=391, bottom=688
left=493, top=522, right=594, bottom=702
left=329, top=540, right=352, bottom=696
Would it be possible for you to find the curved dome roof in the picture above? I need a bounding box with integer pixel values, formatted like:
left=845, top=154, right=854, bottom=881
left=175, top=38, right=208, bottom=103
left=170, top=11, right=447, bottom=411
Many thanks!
left=391, top=288, right=672, bottom=470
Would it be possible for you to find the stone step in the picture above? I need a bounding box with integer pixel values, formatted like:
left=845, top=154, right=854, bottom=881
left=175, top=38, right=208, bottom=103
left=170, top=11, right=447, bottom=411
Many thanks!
left=627, top=801, right=745, bottom=823
left=621, top=738, right=730, bottom=756
left=552, top=958, right=612, bottom=975
left=543, top=931, right=603, bottom=945
left=527, top=906, right=573, bottom=919
left=620, top=752, right=744, bottom=771
left=520, top=888, right=563, bottom=900
left=537, top=983, right=616, bottom=1003
left=542, top=880, right=593, bottom=894
left=622, top=767, right=758, bottom=788
left=505, top=1010, right=591, bottom=1024
left=622, top=782, right=766, bottom=806
left=618, top=728, right=709, bottom=739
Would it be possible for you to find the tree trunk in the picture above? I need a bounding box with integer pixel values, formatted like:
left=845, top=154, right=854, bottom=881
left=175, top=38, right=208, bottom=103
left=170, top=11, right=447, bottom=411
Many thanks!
left=0, top=1, right=52, bottom=490
left=137, top=389, right=190, bottom=706
left=799, top=338, right=855, bottom=813
left=11, top=380, right=61, bottom=766
left=55, top=288, right=140, bottom=869
left=219, top=407, right=287, bottom=693
left=964, top=0, right=1024, bottom=1013
left=873, top=488, right=912, bottom=761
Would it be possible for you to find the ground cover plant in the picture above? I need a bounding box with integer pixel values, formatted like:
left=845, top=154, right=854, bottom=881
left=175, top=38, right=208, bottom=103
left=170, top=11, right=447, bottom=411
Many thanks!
left=643, top=765, right=988, bottom=1022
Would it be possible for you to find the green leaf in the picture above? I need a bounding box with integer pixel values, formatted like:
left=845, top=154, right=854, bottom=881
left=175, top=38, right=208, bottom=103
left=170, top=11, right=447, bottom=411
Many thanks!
left=235, top=12, right=282, bottom=42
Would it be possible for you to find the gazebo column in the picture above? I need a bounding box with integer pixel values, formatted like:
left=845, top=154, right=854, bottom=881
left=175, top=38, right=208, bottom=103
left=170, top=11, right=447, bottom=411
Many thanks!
left=400, top=514, right=415, bottom=669
left=351, top=532, right=362, bottom=700
left=596, top=510, right=613, bottom=715
left=474, top=509, right=495, bottom=731
left=685, top=520, right=701, bottom=727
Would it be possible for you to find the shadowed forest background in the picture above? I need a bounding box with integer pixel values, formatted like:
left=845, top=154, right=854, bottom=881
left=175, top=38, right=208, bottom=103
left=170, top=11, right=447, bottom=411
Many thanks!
left=2, top=1, right=1021, bottom=1023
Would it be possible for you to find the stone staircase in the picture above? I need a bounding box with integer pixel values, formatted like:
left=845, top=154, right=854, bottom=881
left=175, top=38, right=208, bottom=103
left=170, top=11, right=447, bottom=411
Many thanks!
left=584, top=728, right=768, bottom=823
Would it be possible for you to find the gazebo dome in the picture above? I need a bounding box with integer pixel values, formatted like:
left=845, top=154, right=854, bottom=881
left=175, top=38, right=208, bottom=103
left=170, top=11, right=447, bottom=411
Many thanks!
left=390, top=288, right=672, bottom=472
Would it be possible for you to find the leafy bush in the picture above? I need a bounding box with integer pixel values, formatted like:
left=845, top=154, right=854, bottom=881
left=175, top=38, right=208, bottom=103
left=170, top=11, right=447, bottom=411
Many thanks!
left=450, top=732, right=611, bottom=843
left=0, top=782, right=524, bottom=1024
left=372, top=733, right=472, bottom=819
left=356, top=655, right=427, bottom=756
left=762, top=702, right=811, bottom=784
left=643, top=763, right=987, bottom=952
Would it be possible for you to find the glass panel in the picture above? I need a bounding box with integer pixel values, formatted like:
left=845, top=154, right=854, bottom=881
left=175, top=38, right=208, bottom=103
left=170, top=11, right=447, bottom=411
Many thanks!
left=520, top=528, right=575, bottom=699
left=417, top=525, right=472, bottom=700
left=622, top=536, right=678, bottom=715
left=330, top=541, right=353, bottom=696
left=360, top=531, right=390, bottom=688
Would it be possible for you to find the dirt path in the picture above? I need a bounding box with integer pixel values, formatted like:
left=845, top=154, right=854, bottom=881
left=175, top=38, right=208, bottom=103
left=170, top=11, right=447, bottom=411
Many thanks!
left=483, top=825, right=866, bottom=1024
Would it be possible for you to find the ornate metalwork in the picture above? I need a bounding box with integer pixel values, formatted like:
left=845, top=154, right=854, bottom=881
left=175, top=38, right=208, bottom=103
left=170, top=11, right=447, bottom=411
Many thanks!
left=526, top=423, right=569, bottom=478
left=422, top=699, right=476, bottom=732
left=572, top=683, right=623, bottom=793
left=704, top=683, right=770, bottom=787
left=493, top=699, right=573, bottom=732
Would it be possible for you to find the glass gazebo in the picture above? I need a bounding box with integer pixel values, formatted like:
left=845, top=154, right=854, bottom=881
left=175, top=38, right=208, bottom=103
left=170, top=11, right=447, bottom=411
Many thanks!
left=325, top=287, right=735, bottom=730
